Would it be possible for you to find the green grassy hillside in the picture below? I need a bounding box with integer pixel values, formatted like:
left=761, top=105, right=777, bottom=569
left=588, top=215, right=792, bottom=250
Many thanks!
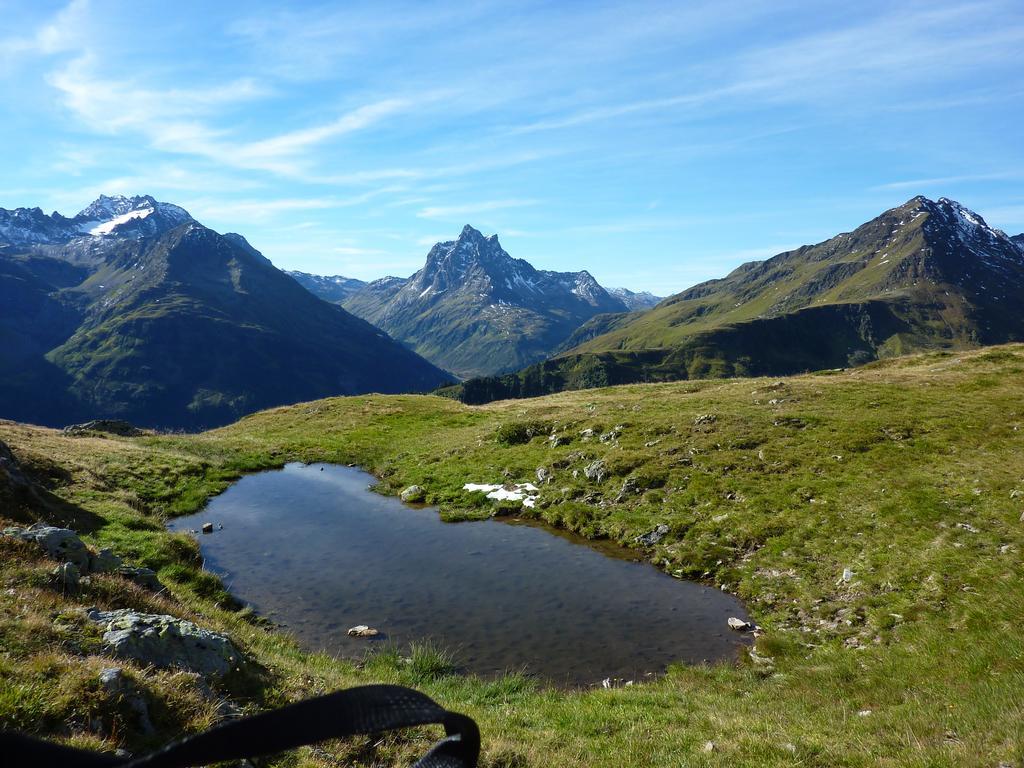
left=2, top=344, right=1023, bottom=766
left=448, top=197, right=1024, bottom=404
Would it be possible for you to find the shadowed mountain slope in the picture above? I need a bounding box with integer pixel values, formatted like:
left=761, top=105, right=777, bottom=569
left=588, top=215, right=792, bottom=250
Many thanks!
left=0, top=195, right=450, bottom=428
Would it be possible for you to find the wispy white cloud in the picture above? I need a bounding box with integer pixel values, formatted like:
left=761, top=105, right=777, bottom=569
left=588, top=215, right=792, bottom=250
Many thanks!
left=184, top=188, right=410, bottom=224
left=872, top=172, right=1019, bottom=191
left=0, top=0, right=90, bottom=61
left=48, top=55, right=436, bottom=178
left=416, top=199, right=540, bottom=220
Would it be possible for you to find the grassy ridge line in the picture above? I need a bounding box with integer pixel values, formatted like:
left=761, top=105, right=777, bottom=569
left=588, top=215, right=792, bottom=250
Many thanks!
left=1, top=345, right=1023, bottom=766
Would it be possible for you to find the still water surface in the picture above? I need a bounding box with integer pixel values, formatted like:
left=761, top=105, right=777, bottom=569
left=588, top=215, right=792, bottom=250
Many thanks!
left=169, top=463, right=751, bottom=684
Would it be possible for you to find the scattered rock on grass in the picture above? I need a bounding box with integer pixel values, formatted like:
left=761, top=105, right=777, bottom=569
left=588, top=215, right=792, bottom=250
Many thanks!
left=53, top=562, right=80, bottom=590
left=63, top=420, right=143, bottom=437
left=86, top=609, right=241, bottom=678
left=2, top=524, right=91, bottom=570
left=583, top=460, right=607, bottom=483
left=635, top=524, right=669, bottom=547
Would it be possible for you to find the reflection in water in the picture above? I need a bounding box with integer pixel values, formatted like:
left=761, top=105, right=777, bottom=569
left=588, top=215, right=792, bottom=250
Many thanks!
left=169, top=463, right=751, bottom=684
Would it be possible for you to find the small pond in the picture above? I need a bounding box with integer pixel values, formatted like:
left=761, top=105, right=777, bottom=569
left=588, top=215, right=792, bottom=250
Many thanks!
left=169, top=463, right=751, bottom=684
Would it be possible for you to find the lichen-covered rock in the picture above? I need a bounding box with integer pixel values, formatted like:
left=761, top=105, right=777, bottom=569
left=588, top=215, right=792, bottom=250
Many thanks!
left=2, top=524, right=91, bottom=569
left=86, top=609, right=241, bottom=677
left=400, top=485, right=425, bottom=503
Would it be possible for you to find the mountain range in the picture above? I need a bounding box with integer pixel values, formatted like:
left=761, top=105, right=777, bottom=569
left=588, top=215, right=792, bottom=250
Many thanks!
left=287, top=271, right=368, bottom=303
left=0, top=195, right=449, bottom=429
left=448, top=196, right=1024, bottom=403
left=300, top=225, right=652, bottom=378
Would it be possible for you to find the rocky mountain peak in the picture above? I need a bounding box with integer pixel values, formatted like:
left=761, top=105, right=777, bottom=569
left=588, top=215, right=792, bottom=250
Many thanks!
left=420, top=224, right=516, bottom=286
left=77, top=194, right=156, bottom=220
left=912, top=196, right=1020, bottom=265
left=74, top=194, right=193, bottom=238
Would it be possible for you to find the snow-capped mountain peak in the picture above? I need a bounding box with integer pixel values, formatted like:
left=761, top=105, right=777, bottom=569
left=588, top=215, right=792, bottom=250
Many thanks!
left=75, top=195, right=192, bottom=238
left=916, top=196, right=1021, bottom=267
left=76, top=194, right=154, bottom=220
left=0, top=194, right=194, bottom=246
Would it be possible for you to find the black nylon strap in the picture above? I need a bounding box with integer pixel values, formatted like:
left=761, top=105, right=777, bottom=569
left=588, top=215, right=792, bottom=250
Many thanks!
left=1, top=684, right=479, bottom=768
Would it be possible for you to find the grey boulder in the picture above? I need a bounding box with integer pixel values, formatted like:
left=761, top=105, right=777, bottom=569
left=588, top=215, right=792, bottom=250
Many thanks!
left=400, top=485, right=425, bottom=503
left=3, top=524, right=91, bottom=570
left=87, top=609, right=241, bottom=678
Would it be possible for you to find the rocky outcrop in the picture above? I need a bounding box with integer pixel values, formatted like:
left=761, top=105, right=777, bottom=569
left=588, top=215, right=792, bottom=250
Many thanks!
left=63, top=420, right=143, bottom=437
left=86, top=609, right=242, bottom=678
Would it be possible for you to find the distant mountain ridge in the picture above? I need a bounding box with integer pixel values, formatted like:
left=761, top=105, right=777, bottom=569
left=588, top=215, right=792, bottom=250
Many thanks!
left=607, top=287, right=662, bottom=310
left=287, top=271, right=368, bottom=303
left=447, top=196, right=1024, bottom=403
left=337, top=225, right=632, bottom=378
left=0, top=195, right=450, bottom=429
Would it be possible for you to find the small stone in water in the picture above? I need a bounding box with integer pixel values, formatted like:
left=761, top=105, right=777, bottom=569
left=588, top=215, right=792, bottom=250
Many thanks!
left=727, top=617, right=752, bottom=631
left=202, top=522, right=214, bottom=534
left=347, top=625, right=379, bottom=637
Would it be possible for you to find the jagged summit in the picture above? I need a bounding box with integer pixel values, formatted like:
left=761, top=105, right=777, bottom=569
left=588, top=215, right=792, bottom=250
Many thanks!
left=77, top=194, right=156, bottom=219
left=74, top=194, right=192, bottom=238
left=0, top=194, right=193, bottom=245
left=339, top=225, right=630, bottom=378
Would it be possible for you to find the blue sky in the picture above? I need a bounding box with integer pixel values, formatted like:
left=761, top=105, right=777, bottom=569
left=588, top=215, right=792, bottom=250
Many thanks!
left=1, top=1, right=1022, bottom=293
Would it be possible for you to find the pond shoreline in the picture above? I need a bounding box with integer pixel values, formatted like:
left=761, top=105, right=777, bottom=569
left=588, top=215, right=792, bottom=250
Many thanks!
left=169, top=461, right=753, bottom=686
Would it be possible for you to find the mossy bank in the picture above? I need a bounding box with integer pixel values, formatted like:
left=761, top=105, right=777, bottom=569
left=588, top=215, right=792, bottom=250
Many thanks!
left=2, top=344, right=1024, bottom=766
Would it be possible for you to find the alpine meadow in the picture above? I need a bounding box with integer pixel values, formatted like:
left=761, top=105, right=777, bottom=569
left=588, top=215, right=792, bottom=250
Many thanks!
left=1, top=2, right=1023, bottom=768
